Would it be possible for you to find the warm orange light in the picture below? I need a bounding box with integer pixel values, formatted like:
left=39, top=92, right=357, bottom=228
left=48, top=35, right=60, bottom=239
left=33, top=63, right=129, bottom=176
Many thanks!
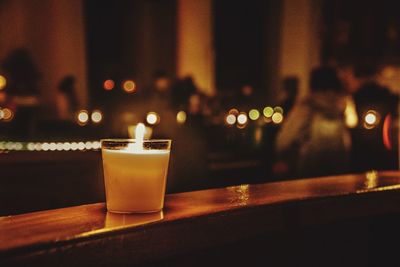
left=146, top=112, right=159, bottom=125
left=0, top=75, right=6, bottom=90
left=91, top=110, right=103, bottom=123
left=383, top=114, right=392, bottom=150
left=77, top=110, right=89, bottom=125
left=272, top=112, right=283, bottom=124
left=2, top=108, right=13, bottom=121
left=344, top=97, right=358, bottom=128
left=382, top=66, right=395, bottom=79
left=226, top=114, right=236, bottom=125
left=122, top=80, right=136, bottom=93
left=103, top=79, right=115, bottom=91
left=228, top=108, right=239, bottom=116
left=254, top=127, right=262, bottom=144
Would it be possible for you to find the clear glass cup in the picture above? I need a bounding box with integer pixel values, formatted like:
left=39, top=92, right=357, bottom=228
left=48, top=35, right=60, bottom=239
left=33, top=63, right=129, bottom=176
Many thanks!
left=101, top=139, right=171, bottom=213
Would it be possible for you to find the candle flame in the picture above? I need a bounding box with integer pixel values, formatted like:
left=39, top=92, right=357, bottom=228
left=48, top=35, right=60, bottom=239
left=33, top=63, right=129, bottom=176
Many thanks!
left=128, top=123, right=145, bottom=151
left=136, top=123, right=145, bottom=143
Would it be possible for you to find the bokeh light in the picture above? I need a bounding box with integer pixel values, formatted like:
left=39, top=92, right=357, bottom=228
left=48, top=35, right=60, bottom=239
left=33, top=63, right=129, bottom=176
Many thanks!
left=146, top=112, right=159, bottom=125
left=0, top=75, right=6, bottom=90
left=42, top=143, right=50, bottom=151
left=15, top=142, right=23, bottom=150
left=365, top=112, right=376, bottom=125
left=122, top=80, right=136, bottom=93
left=237, top=112, right=248, bottom=125
left=77, top=110, right=89, bottom=125
left=248, top=109, right=260, bottom=120
left=27, top=143, right=35, bottom=151
left=91, top=110, right=103, bottom=123
left=272, top=112, right=283, bottom=124
left=2, top=108, right=13, bottom=121
left=176, top=111, right=187, bottom=124
left=62, top=142, right=72, bottom=151
left=56, top=143, right=64, bottom=151
left=103, top=79, right=115, bottom=91
left=226, top=114, right=236, bottom=125
left=263, top=106, right=274, bottom=117
left=71, top=142, right=79, bottom=151
left=92, top=141, right=101, bottom=149
left=78, top=142, right=85, bottom=150
left=5, top=142, right=13, bottom=150
left=34, top=143, right=42, bottom=151
left=364, top=110, right=379, bottom=129
left=228, top=108, right=239, bottom=116
left=0, top=109, right=4, bottom=120
left=274, top=106, right=284, bottom=114
left=0, top=141, right=99, bottom=151
left=49, top=142, right=57, bottom=151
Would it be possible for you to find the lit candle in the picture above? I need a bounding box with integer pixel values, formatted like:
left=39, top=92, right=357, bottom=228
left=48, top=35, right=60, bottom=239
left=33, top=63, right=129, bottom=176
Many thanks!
left=101, top=124, right=171, bottom=213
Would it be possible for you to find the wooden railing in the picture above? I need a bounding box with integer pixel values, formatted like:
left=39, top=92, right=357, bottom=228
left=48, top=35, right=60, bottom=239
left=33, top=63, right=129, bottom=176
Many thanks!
left=2, top=171, right=400, bottom=266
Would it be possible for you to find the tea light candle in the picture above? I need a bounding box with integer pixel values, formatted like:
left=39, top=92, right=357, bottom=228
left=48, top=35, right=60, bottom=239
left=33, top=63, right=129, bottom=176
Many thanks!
left=102, top=124, right=171, bottom=213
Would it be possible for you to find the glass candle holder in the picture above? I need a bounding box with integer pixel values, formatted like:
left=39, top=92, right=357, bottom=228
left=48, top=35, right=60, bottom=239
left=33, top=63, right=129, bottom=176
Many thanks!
left=101, top=139, right=171, bottom=213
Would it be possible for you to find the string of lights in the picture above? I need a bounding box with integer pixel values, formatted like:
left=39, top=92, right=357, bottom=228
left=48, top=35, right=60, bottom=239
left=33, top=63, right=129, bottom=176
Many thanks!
left=0, top=141, right=101, bottom=152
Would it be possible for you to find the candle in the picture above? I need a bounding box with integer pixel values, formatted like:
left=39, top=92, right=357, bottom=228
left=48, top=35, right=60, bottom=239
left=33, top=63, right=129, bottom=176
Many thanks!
left=101, top=124, right=171, bottom=213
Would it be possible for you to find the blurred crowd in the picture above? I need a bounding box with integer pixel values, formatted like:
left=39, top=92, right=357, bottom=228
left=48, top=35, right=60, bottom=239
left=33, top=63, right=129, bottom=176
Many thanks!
left=0, top=48, right=399, bottom=188
left=276, top=64, right=398, bottom=179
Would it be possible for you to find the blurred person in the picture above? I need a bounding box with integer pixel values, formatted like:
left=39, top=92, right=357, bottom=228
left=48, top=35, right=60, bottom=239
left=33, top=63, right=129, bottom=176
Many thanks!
left=352, top=64, right=397, bottom=119
left=276, top=66, right=350, bottom=178
left=2, top=48, right=41, bottom=138
left=56, top=75, right=78, bottom=121
left=278, top=77, right=298, bottom=115
left=348, top=64, right=398, bottom=171
left=171, top=76, right=196, bottom=110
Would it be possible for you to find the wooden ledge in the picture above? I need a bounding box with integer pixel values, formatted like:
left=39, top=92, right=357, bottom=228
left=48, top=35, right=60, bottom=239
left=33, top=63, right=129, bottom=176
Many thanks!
left=2, top=171, right=400, bottom=266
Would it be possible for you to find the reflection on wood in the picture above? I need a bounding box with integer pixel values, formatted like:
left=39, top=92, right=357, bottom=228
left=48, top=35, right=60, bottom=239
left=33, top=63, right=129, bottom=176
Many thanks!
left=2, top=171, right=400, bottom=266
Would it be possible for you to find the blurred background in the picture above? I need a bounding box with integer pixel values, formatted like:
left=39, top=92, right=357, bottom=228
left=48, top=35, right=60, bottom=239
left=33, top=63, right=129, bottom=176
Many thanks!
left=1, top=0, right=399, bottom=215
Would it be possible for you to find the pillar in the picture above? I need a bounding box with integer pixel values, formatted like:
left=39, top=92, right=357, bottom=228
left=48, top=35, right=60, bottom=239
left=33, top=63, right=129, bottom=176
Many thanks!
left=176, top=0, right=215, bottom=96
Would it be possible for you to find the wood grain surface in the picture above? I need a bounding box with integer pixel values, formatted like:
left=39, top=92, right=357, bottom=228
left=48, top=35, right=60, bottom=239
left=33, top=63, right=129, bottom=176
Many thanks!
left=2, top=171, right=400, bottom=266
